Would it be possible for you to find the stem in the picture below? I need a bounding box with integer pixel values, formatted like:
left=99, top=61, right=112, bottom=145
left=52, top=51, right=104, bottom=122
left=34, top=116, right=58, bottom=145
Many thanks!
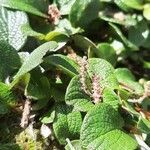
left=20, top=99, right=31, bottom=128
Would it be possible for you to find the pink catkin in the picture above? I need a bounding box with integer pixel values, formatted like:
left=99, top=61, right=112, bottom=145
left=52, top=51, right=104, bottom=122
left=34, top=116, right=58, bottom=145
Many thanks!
left=77, top=56, right=92, bottom=97
left=77, top=56, right=103, bottom=104
left=48, top=5, right=61, bottom=24
left=92, top=74, right=102, bottom=104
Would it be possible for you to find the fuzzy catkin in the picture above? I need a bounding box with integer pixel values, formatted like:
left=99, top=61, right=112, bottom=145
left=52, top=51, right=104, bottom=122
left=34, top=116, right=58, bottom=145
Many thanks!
left=48, top=5, right=61, bottom=24
left=77, top=56, right=92, bottom=97
left=92, top=74, right=102, bottom=104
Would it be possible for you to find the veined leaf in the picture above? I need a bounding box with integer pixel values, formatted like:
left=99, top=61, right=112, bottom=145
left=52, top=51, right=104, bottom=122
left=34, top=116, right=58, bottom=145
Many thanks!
left=114, top=0, right=131, bottom=12
left=80, top=103, right=138, bottom=150
left=53, top=103, right=82, bottom=145
left=115, top=68, right=144, bottom=95
left=11, top=41, right=58, bottom=87
left=138, top=118, right=150, bottom=134
left=0, top=6, right=28, bottom=50
left=0, top=41, right=21, bottom=81
left=65, top=75, right=94, bottom=112
left=0, top=0, right=48, bottom=18
left=122, top=0, right=143, bottom=10
left=24, top=0, right=49, bottom=13
left=44, top=54, right=79, bottom=77
left=115, top=0, right=143, bottom=11
left=69, top=0, right=101, bottom=28
left=55, top=0, right=76, bottom=15
left=103, top=88, right=120, bottom=110
left=25, top=69, right=51, bottom=100
left=0, top=82, right=17, bottom=114
left=88, top=58, right=119, bottom=89
left=96, top=43, right=117, bottom=65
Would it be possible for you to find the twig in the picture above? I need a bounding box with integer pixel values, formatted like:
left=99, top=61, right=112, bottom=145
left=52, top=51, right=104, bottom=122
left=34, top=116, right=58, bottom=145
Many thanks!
left=134, top=134, right=150, bottom=150
left=20, top=99, right=31, bottom=128
left=66, top=138, right=75, bottom=150
left=128, top=81, right=150, bottom=104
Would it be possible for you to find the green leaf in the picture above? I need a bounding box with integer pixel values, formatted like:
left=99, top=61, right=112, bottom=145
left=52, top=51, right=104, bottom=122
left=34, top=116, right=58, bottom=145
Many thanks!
left=44, top=54, right=79, bottom=77
left=143, top=60, right=150, bottom=69
left=114, top=0, right=143, bottom=11
left=141, top=97, right=150, bottom=111
left=42, top=33, right=69, bottom=52
left=24, top=0, right=49, bottom=13
left=25, top=69, right=51, bottom=100
left=21, top=23, right=45, bottom=39
left=138, top=118, right=150, bottom=134
left=103, top=88, right=120, bottom=110
left=128, top=20, right=149, bottom=48
left=53, top=103, right=82, bottom=145
left=0, top=0, right=48, bottom=18
left=122, top=0, right=143, bottom=10
left=0, top=101, right=9, bottom=115
left=40, top=108, right=55, bottom=124
left=65, top=75, right=94, bottom=112
left=114, top=0, right=131, bottom=12
left=71, top=35, right=98, bottom=53
left=115, top=68, right=136, bottom=81
left=44, top=31, right=64, bottom=41
left=65, top=140, right=84, bottom=150
left=0, top=143, right=21, bottom=150
left=88, top=58, right=114, bottom=78
left=0, top=7, right=28, bottom=50
left=51, top=84, right=66, bottom=102
left=0, top=41, right=21, bottom=81
left=56, top=19, right=82, bottom=36
left=109, top=23, right=139, bottom=51
left=0, top=82, right=17, bottom=114
left=115, top=68, right=144, bottom=95
left=69, top=0, right=101, bottom=28
left=122, top=101, right=140, bottom=116
left=80, top=103, right=138, bottom=150
left=12, top=41, right=58, bottom=86
left=55, top=0, right=76, bottom=15
left=96, top=43, right=117, bottom=65
left=0, top=82, right=16, bottom=106
left=143, top=4, right=150, bottom=20
left=88, top=58, right=119, bottom=89
left=99, top=11, right=137, bottom=26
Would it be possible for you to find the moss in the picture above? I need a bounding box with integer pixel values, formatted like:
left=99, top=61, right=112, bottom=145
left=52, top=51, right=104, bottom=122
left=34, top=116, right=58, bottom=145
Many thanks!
left=15, top=129, right=43, bottom=150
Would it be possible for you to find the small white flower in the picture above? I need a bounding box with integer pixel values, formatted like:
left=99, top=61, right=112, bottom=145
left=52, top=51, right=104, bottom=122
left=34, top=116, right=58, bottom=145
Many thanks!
left=40, top=124, right=52, bottom=138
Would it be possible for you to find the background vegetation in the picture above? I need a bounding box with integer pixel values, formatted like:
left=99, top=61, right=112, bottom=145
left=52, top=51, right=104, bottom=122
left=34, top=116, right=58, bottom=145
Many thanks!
left=0, top=0, right=150, bottom=149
